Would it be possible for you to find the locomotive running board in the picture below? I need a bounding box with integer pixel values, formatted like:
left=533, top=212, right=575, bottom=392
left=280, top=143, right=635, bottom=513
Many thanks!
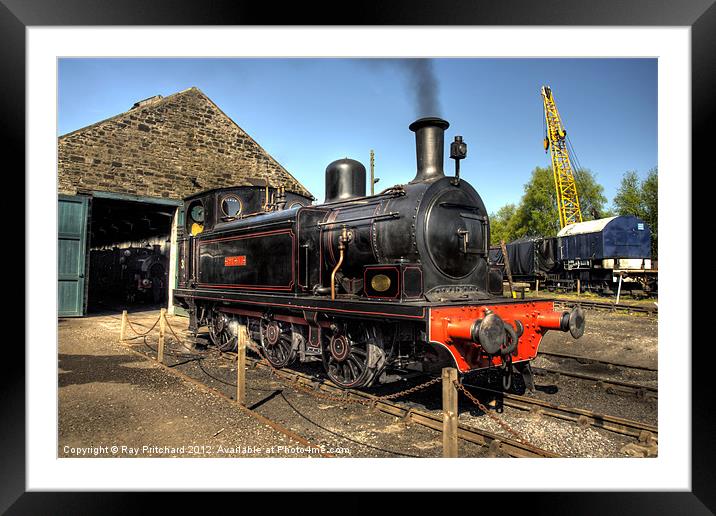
left=175, top=288, right=428, bottom=321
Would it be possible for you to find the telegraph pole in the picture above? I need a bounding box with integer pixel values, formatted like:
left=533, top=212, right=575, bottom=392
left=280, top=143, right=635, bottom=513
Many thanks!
left=370, top=149, right=376, bottom=195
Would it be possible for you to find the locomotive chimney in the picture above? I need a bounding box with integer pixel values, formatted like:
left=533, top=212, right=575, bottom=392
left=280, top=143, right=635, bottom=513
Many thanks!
left=324, top=158, right=367, bottom=203
left=409, top=117, right=450, bottom=183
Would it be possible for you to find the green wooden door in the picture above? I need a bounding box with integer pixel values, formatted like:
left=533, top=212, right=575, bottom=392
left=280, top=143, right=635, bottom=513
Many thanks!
left=58, top=195, right=89, bottom=317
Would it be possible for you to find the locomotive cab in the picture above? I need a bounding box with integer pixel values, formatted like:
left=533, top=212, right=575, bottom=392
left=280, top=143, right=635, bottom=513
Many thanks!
left=183, top=184, right=313, bottom=236
left=177, top=183, right=313, bottom=290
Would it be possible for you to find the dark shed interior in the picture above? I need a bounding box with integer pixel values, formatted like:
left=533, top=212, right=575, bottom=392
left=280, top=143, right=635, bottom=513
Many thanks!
left=87, top=197, right=174, bottom=313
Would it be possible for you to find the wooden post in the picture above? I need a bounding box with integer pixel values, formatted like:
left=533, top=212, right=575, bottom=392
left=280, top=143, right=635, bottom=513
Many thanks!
left=157, top=308, right=166, bottom=363
left=119, top=310, right=128, bottom=343
left=535, top=279, right=540, bottom=294
left=616, top=273, right=623, bottom=305
left=442, top=367, right=459, bottom=458
left=576, top=278, right=581, bottom=297
left=500, top=240, right=514, bottom=298
left=236, top=325, right=247, bottom=406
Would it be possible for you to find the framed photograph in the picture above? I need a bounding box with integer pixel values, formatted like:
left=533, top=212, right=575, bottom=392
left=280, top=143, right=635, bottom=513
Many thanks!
left=6, top=0, right=710, bottom=511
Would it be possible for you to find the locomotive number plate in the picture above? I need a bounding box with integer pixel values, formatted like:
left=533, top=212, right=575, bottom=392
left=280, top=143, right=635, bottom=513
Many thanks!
left=224, top=255, right=247, bottom=267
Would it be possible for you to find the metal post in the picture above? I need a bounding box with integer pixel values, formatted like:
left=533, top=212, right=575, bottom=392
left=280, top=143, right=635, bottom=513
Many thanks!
left=158, top=308, right=166, bottom=363
left=616, top=273, right=623, bottom=305
left=237, top=325, right=247, bottom=406
left=119, top=310, right=128, bottom=343
left=370, top=149, right=375, bottom=195
left=536, top=279, right=540, bottom=294
left=442, top=367, right=459, bottom=458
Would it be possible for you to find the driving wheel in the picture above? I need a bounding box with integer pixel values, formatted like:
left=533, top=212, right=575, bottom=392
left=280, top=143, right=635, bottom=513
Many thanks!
left=207, top=310, right=237, bottom=352
left=322, top=322, right=384, bottom=389
left=259, top=319, right=297, bottom=368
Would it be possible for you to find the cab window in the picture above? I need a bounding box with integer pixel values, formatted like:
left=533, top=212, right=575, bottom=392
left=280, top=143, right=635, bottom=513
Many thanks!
left=187, top=201, right=204, bottom=236
left=221, top=195, right=243, bottom=218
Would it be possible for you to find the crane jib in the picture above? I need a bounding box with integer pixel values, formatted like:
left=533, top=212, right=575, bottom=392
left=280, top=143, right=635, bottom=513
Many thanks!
left=541, top=85, right=583, bottom=229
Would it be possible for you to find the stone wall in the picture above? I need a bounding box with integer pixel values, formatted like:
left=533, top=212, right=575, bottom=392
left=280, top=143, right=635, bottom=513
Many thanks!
left=58, top=87, right=312, bottom=200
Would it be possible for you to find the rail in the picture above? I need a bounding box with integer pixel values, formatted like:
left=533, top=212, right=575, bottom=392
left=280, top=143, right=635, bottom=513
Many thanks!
left=532, top=366, right=657, bottom=399
left=554, top=299, right=657, bottom=316
left=538, top=350, right=657, bottom=372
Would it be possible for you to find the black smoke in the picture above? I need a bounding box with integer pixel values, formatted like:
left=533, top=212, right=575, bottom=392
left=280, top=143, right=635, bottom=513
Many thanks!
left=361, top=58, right=442, bottom=117
left=397, top=59, right=441, bottom=117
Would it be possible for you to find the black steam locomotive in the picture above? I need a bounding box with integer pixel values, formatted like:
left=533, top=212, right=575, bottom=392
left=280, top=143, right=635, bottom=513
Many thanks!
left=174, top=118, right=585, bottom=389
left=90, top=245, right=168, bottom=305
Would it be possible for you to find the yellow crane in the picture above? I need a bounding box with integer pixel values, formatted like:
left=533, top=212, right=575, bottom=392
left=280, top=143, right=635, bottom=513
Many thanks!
left=541, top=85, right=583, bottom=228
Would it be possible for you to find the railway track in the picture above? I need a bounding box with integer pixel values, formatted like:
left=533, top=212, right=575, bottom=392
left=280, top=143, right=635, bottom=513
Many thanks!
left=243, top=356, right=558, bottom=458
left=532, top=366, right=657, bottom=399
left=538, top=350, right=657, bottom=372
left=554, top=299, right=657, bottom=316
left=244, top=354, right=656, bottom=450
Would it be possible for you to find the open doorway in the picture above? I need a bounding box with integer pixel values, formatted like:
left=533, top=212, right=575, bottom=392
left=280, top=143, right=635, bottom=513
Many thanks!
left=87, top=196, right=176, bottom=314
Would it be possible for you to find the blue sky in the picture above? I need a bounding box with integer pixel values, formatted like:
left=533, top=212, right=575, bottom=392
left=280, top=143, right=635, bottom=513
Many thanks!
left=58, top=58, right=657, bottom=213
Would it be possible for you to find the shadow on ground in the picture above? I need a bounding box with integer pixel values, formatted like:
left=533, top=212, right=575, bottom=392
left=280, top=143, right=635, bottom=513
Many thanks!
left=58, top=353, right=182, bottom=391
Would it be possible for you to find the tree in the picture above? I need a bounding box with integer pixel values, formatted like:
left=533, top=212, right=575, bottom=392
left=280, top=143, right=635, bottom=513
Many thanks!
left=574, top=168, right=610, bottom=221
left=642, top=168, right=658, bottom=259
left=613, top=171, right=644, bottom=218
left=614, top=168, right=657, bottom=258
left=489, top=203, right=517, bottom=246
left=509, top=166, right=608, bottom=238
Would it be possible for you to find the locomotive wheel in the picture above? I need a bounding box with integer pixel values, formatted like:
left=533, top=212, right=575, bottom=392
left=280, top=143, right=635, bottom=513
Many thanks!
left=322, top=322, right=384, bottom=389
left=259, top=319, right=296, bottom=369
left=208, top=310, right=237, bottom=352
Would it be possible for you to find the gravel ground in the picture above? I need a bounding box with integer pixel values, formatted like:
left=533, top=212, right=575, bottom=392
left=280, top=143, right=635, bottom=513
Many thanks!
left=460, top=409, right=629, bottom=458
left=539, top=309, right=658, bottom=371
left=58, top=306, right=657, bottom=459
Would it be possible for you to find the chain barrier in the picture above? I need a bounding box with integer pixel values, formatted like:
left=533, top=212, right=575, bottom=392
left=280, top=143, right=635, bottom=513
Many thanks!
left=123, top=311, right=209, bottom=360
left=163, top=315, right=208, bottom=355
left=141, top=334, right=207, bottom=361
left=125, top=314, right=161, bottom=338
left=454, top=380, right=529, bottom=445
left=374, top=376, right=442, bottom=401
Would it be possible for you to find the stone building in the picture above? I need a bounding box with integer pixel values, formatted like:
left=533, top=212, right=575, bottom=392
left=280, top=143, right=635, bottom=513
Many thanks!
left=58, top=87, right=312, bottom=316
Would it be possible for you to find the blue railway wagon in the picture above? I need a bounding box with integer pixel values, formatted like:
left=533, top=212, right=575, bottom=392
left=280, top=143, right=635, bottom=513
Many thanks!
left=557, top=215, right=652, bottom=268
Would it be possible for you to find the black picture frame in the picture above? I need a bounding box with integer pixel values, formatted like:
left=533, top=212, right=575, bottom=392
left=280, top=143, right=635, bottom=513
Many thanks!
left=5, top=0, right=710, bottom=512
